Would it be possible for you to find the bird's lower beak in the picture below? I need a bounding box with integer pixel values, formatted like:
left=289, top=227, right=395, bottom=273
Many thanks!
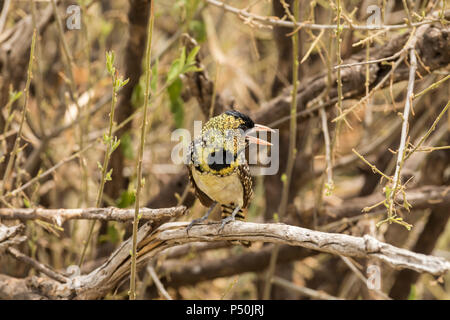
left=246, top=124, right=275, bottom=146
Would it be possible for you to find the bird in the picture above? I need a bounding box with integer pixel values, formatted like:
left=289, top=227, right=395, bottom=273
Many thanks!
left=185, top=110, right=274, bottom=237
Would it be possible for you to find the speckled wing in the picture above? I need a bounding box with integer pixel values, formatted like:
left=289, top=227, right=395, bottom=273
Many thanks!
left=186, top=140, right=215, bottom=208
left=237, top=163, right=253, bottom=209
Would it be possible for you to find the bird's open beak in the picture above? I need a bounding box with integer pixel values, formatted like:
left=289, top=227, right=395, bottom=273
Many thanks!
left=246, top=124, right=275, bottom=146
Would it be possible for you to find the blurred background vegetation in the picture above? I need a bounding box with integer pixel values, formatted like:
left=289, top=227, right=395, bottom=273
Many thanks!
left=0, top=0, right=449, bottom=300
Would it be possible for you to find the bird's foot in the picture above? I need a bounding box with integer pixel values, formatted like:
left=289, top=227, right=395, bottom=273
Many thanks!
left=186, top=202, right=217, bottom=234
left=218, top=215, right=235, bottom=233
left=218, top=206, right=240, bottom=233
left=186, top=216, right=208, bottom=232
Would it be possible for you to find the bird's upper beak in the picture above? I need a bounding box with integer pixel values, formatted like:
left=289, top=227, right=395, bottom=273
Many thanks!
left=246, top=124, right=275, bottom=146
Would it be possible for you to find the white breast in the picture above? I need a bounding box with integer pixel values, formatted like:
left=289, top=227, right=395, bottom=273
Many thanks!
left=192, top=169, right=244, bottom=207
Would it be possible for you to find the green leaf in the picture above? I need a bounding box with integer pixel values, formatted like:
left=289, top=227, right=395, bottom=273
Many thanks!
left=189, top=20, right=206, bottom=42
left=99, top=223, right=124, bottom=244
left=384, top=186, right=392, bottom=199
left=120, top=77, right=130, bottom=88
left=97, top=161, right=103, bottom=171
left=167, top=59, right=183, bottom=84
left=9, top=90, right=23, bottom=103
left=110, top=137, right=121, bottom=154
left=103, top=133, right=111, bottom=145
left=182, top=65, right=202, bottom=74
left=116, top=188, right=136, bottom=208
left=23, top=198, right=31, bottom=208
left=180, top=46, right=186, bottom=68
left=273, top=213, right=279, bottom=222
left=186, top=45, right=200, bottom=66
left=167, top=78, right=184, bottom=128
left=106, top=51, right=115, bottom=75
left=105, top=168, right=113, bottom=181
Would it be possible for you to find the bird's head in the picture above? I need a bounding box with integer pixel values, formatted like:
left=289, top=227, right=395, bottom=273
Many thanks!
left=194, top=110, right=274, bottom=175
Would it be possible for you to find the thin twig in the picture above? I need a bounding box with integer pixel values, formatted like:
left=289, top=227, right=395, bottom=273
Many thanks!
left=147, top=265, right=172, bottom=300
left=383, top=47, right=417, bottom=227
left=405, top=100, right=450, bottom=161
left=79, top=52, right=128, bottom=266
left=340, top=256, right=392, bottom=300
left=0, top=29, right=36, bottom=197
left=332, top=55, right=405, bottom=122
left=7, top=247, right=69, bottom=283
left=414, top=75, right=450, bottom=99
left=130, top=1, right=155, bottom=300
left=272, top=276, right=342, bottom=300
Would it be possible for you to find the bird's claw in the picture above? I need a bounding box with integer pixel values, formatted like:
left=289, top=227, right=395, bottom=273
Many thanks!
left=218, top=215, right=235, bottom=233
left=186, top=217, right=207, bottom=234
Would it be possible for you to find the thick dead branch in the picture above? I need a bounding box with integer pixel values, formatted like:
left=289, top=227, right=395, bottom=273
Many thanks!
left=389, top=204, right=450, bottom=299
left=158, top=222, right=450, bottom=276
left=6, top=247, right=69, bottom=283
left=0, top=206, right=187, bottom=226
left=0, top=274, right=45, bottom=300
left=1, top=219, right=447, bottom=300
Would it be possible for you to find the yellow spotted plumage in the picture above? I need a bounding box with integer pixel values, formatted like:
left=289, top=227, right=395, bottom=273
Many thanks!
left=186, top=110, right=273, bottom=246
left=187, top=111, right=254, bottom=223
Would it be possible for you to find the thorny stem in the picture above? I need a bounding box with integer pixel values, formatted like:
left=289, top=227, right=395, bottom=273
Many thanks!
left=263, top=0, right=299, bottom=300
left=382, top=48, right=417, bottom=229
left=332, top=55, right=405, bottom=122
left=0, top=30, right=36, bottom=197
left=414, top=75, right=450, bottom=99
left=352, top=148, right=393, bottom=182
left=130, top=1, right=155, bottom=300
left=405, top=100, right=450, bottom=161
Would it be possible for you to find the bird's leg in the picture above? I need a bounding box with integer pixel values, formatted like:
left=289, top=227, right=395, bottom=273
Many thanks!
left=218, top=205, right=240, bottom=233
left=186, top=202, right=217, bottom=233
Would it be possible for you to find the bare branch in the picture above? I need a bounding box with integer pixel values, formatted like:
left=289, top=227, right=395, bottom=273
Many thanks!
left=272, top=276, right=342, bottom=300
left=205, top=0, right=442, bottom=31
left=158, top=222, right=450, bottom=276
left=1, top=218, right=448, bottom=299
left=147, top=265, right=172, bottom=300
left=7, top=247, right=69, bottom=283
left=0, top=206, right=188, bottom=226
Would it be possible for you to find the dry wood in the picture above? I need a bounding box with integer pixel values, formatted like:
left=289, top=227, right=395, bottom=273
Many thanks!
left=0, top=223, right=25, bottom=253
left=0, top=206, right=187, bottom=226
left=1, top=218, right=448, bottom=299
